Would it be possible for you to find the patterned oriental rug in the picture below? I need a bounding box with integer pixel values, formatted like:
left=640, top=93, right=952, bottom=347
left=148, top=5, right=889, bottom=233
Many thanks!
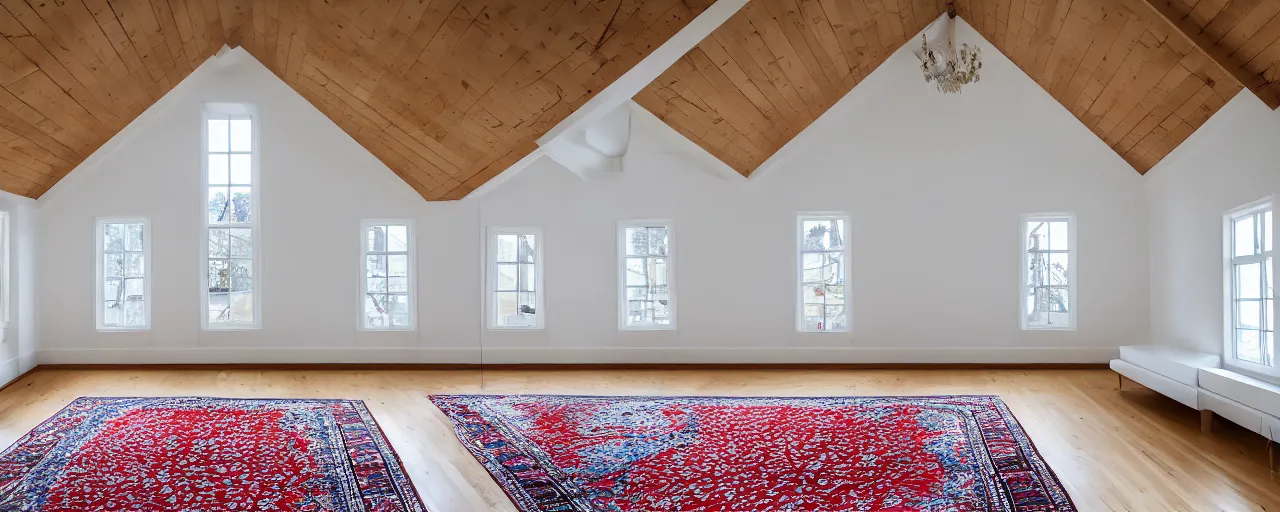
left=432, top=394, right=1075, bottom=511
left=0, top=397, right=427, bottom=511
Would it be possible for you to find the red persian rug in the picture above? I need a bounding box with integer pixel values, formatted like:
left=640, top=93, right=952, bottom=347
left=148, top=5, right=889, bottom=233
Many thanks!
left=432, top=394, right=1075, bottom=511
left=0, top=397, right=427, bottom=511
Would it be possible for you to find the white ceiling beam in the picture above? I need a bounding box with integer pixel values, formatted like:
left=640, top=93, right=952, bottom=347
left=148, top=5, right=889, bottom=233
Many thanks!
left=535, top=0, right=750, bottom=146
left=464, top=0, right=748, bottom=199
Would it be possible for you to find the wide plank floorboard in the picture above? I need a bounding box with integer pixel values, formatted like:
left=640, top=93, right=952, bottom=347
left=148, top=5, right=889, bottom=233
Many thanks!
left=0, top=368, right=1276, bottom=511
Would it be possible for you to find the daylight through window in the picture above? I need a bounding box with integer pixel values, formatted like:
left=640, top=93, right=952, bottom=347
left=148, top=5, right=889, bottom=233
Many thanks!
left=362, top=220, right=414, bottom=329
left=620, top=221, right=673, bottom=330
left=98, top=218, right=149, bottom=330
left=1227, top=203, right=1273, bottom=367
left=1022, top=215, right=1074, bottom=330
left=797, top=215, right=849, bottom=332
left=204, top=108, right=258, bottom=328
left=489, top=228, right=542, bottom=329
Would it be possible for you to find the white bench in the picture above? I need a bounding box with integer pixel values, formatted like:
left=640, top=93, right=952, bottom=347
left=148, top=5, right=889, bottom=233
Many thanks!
left=1110, top=345, right=1219, bottom=408
left=1112, top=344, right=1280, bottom=472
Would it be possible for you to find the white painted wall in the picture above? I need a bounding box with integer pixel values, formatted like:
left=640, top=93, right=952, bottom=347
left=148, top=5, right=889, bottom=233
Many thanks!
left=477, top=18, right=1147, bottom=364
left=36, top=18, right=1149, bottom=365
left=1145, top=91, right=1280, bottom=363
left=0, top=190, right=37, bottom=386
left=37, top=49, right=480, bottom=364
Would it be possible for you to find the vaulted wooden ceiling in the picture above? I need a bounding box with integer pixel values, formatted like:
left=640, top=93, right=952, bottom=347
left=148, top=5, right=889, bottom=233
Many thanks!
left=635, top=0, right=1280, bottom=177
left=634, top=0, right=948, bottom=175
left=956, top=0, right=1280, bottom=172
left=0, top=0, right=712, bottom=200
left=0, top=0, right=1276, bottom=200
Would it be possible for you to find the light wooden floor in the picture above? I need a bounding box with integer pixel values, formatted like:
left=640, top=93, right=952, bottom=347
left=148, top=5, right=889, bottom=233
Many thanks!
left=0, top=368, right=1276, bottom=511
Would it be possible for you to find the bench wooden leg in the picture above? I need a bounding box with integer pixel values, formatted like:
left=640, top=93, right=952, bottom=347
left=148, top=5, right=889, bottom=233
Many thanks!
left=1200, top=410, right=1213, bottom=434
left=1117, top=373, right=1123, bottom=390
left=1270, top=441, right=1279, bottom=473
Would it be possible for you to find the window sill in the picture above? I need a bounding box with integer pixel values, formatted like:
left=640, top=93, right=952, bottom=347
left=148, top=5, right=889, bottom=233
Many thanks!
left=202, top=325, right=262, bottom=332
left=620, top=325, right=676, bottom=332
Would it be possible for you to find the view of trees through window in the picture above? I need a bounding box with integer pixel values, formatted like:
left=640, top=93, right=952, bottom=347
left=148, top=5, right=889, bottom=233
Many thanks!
left=364, top=222, right=412, bottom=329
left=101, top=221, right=146, bottom=328
left=622, top=224, right=671, bottom=328
left=1024, top=218, right=1071, bottom=329
left=205, top=114, right=255, bottom=326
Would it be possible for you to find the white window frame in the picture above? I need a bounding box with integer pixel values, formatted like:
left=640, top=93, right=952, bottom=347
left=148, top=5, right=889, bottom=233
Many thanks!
left=201, top=103, right=261, bottom=330
left=796, top=213, right=852, bottom=333
left=1223, top=198, right=1275, bottom=377
left=486, top=227, right=544, bottom=330
left=95, top=217, right=151, bottom=331
left=1020, top=213, right=1077, bottom=331
left=618, top=219, right=676, bottom=331
left=359, top=219, right=416, bottom=331
left=0, top=211, right=9, bottom=330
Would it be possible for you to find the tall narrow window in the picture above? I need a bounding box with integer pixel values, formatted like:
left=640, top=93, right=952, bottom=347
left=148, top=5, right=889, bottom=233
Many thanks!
left=97, top=218, right=149, bottom=330
left=619, top=220, right=674, bottom=330
left=0, top=211, right=9, bottom=329
left=487, top=228, right=542, bottom=329
left=203, top=105, right=258, bottom=329
left=362, top=220, right=414, bottom=330
left=797, top=214, right=850, bottom=332
left=1022, top=214, right=1075, bottom=330
left=1226, top=201, right=1273, bottom=369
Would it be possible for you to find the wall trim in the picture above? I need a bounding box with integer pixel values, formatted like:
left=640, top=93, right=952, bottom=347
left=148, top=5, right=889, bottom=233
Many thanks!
left=36, top=346, right=1116, bottom=365
left=31, top=362, right=1107, bottom=371
left=480, top=347, right=1116, bottom=364
left=0, top=356, right=32, bottom=390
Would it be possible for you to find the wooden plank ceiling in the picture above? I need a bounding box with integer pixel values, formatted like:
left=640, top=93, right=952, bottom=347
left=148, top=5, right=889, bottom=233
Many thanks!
left=634, top=0, right=948, bottom=175
left=3, top=0, right=1276, bottom=199
left=956, top=0, right=1280, bottom=173
left=636, top=0, right=1279, bottom=177
left=0, top=0, right=712, bottom=200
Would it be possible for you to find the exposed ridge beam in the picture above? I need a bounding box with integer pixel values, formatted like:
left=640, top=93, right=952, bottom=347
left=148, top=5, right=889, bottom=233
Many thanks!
left=1139, top=0, right=1280, bottom=110
left=535, top=0, right=751, bottom=145
left=466, top=0, right=749, bottom=199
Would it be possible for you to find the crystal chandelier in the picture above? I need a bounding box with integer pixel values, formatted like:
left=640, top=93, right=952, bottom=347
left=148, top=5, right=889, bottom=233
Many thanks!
left=914, top=6, right=982, bottom=94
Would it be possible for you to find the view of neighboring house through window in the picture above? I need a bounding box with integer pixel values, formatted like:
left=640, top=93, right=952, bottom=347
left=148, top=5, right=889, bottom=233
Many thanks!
left=1022, top=214, right=1075, bottom=330
left=97, top=218, right=149, bottom=330
left=620, top=221, right=674, bottom=330
left=797, top=214, right=850, bottom=332
left=1227, top=201, right=1273, bottom=368
left=362, top=220, right=414, bottom=330
left=204, top=106, right=258, bottom=329
left=488, top=228, right=542, bottom=329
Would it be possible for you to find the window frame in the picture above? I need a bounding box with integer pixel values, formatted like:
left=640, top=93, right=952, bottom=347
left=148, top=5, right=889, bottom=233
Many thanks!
left=486, top=226, right=545, bottom=330
left=200, top=103, right=261, bottom=331
left=95, top=216, right=152, bottom=331
left=359, top=219, right=416, bottom=331
left=1020, top=213, right=1077, bottom=331
left=795, top=213, right=853, bottom=333
left=1223, top=197, right=1275, bottom=377
left=0, top=211, right=9, bottom=329
left=617, top=219, right=676, bottom=331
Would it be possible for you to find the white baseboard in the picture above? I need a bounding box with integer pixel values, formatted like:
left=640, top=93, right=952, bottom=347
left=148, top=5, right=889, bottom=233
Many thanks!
left=37, top=348, right=481, bottom=365
left=36, top=346, right=1116, bottom=365
left=479, top=347, right=1116, bottom=364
